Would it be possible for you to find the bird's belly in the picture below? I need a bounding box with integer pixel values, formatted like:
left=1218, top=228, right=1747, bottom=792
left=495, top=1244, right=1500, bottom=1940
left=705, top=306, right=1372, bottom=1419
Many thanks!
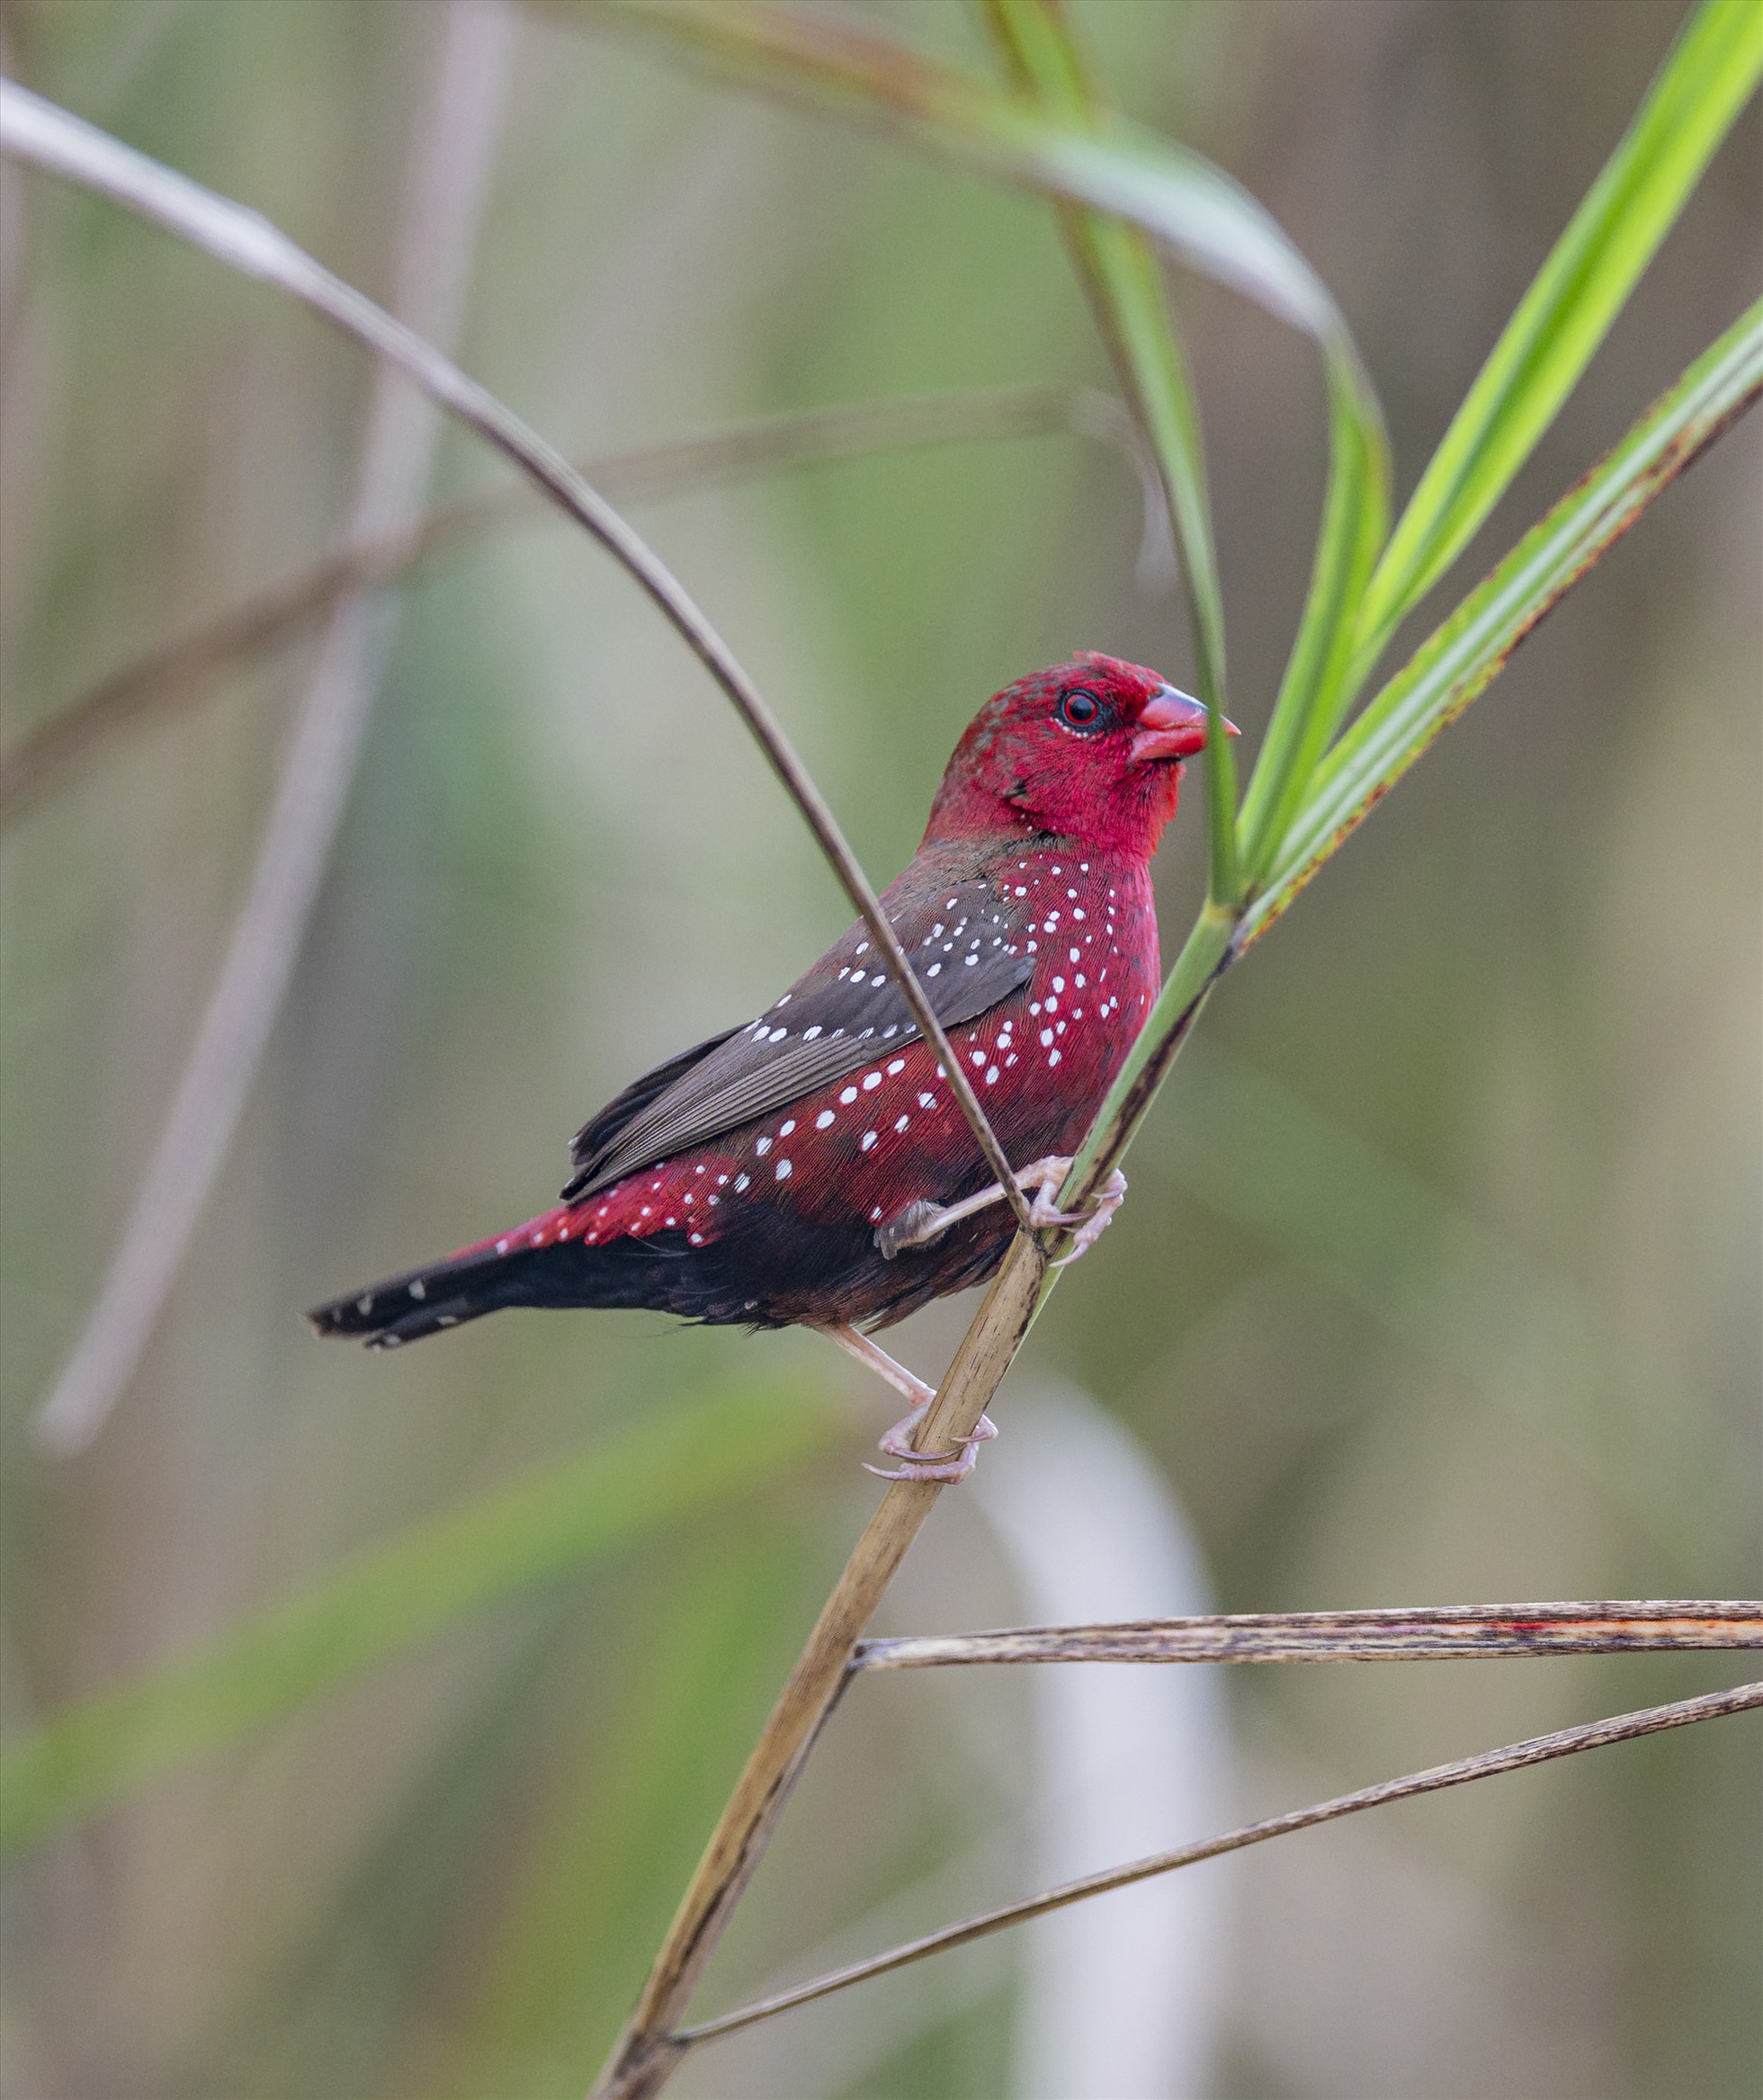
left=564, top=860, right=1159, bottom=1327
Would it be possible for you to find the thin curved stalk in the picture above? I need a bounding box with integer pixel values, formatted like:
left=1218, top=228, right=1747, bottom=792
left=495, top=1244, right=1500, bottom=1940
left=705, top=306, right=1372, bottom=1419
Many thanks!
left=676, top=1681, right=1763, bottom=2051
left=0, top=75, right=1044, bottom=1455
left=0, top=384, right=1127, bottom=824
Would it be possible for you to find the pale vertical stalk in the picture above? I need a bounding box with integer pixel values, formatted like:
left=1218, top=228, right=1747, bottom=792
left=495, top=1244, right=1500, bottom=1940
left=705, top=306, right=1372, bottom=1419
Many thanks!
left=31, top=1, right=515, bottom=1454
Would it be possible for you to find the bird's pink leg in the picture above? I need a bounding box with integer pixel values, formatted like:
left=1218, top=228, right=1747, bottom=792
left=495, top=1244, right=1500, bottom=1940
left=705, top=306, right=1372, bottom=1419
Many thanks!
left=876, top=1157, right=1128, bottom=1264
left=821, top=1321, right=998, bottom=1484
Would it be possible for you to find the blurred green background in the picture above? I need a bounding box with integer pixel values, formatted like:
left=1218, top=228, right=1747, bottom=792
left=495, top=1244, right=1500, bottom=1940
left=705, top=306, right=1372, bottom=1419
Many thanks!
left=0, top=2, right=1757, bottom=2095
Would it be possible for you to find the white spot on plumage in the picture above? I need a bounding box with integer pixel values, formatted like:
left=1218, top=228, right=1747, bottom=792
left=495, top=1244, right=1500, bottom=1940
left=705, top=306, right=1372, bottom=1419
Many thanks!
left=895, top=1114, right=909, bottom=1132
left=917, top=1092, right=936, bottom=1109
left=926, top=962, right=942, bottom=976
left=840, top=1086, right=858, bottom=1104
left=756, top=1136, right=772, bottom=1156
left=1040, top=1028, right=1055, bottom=1047
left=804, top=1024, right=822, bottom=1041
left=779, top=1119, right=795, bottom=1136
left=985, top=1066, right=998, bottom=1085
left=774, top=1159, right=792, bottom=1179
left=887, top=1058, right=905, bottom=1075
left=1049, top=1049, right=1061, bottom=1066
left=1052, top=976, right=1066, bottom=992
left=768, top=1026, right=787, bottom=1042
left=861, top=1130, right=878, bottom=1151
left=816, top=1110, right=835, bottom=1129
left=734, top=1173, right=750, bottom=1192
left=863, top=1072, right=882, bottom=1090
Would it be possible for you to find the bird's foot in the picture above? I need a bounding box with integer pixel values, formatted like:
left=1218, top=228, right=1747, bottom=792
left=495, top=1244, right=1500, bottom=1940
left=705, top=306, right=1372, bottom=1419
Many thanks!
left=1021, top=1159, right=1129, bottom=1265
left=862, top=1399, right=999, bottom=1484
left=876, top=1157, right=1126, bottom=1264
left=820, top=1321, right=997, bottom=1484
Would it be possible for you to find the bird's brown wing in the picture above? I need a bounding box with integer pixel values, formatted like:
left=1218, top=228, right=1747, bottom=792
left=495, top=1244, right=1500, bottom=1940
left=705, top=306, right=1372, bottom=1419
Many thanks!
left=563, top=877, right=1032, bottom=1200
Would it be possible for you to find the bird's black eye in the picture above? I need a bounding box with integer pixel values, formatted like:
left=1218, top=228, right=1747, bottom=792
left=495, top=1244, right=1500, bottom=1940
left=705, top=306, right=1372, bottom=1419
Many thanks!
left=1057, top=687, right=1105, bottom=731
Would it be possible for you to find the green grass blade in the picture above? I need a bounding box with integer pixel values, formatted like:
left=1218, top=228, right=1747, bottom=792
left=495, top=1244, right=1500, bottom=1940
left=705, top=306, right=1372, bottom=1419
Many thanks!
left=1237, top=366, right=1391, bottom=885
left=1353, top=0, right=1763, bottom=675
left=1249, top=298, right=1763, bottom=945
left=980, top=0, right=1239, bottom=904
left=0, top=1379, right=840, bottom=1859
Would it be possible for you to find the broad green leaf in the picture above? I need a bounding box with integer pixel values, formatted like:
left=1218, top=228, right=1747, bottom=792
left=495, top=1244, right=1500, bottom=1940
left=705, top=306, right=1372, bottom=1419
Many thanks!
left=0, top=1379, right=841, bottom=1858
left=1253, top=297, right=1763, bottom=941
left=981, top=0, right=1240, bottom=904
left=1353, top=0, right=1763, bottom=675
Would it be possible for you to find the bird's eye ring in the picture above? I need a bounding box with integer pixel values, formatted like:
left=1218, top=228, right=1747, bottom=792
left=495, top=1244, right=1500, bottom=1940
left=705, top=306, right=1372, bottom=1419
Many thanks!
left=1057, top=687, right=1104, bottom=731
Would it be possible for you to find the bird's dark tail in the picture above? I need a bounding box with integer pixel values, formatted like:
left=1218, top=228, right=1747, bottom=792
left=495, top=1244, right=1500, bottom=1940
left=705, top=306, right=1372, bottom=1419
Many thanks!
left=307, top=1205, right=692, bottom=1349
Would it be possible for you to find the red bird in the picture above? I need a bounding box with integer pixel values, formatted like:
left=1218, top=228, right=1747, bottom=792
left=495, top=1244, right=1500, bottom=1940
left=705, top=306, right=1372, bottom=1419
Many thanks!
left=310, top=655, right=1220, bottom=1479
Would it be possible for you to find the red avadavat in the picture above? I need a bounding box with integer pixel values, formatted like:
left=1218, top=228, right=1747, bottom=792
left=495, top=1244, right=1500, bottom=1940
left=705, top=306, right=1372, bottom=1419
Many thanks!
left=311, top=655, right=1223, bottom=1477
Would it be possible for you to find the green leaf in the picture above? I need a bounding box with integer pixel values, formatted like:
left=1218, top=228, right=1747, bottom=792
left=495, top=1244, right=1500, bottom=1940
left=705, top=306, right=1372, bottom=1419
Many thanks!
left=980, top=0, right=1239, bottom=904
left=1250, top=297, right=1763, bottom=943
left=1237, top=366, right=1390, bottom=885
left=0, top=1379, right=841, bottom=1858
left=1353, top=0, right=1763, bottom=675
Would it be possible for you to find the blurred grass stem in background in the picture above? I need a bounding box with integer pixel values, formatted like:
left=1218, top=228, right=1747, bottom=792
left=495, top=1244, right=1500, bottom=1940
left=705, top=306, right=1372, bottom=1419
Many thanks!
left=0, top=385, right=1149, bottom=822
left=20, top=4, right=519, bottom=1454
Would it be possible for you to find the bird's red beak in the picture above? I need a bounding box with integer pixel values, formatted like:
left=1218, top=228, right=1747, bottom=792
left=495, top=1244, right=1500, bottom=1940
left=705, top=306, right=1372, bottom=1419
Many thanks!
left=1130, top=684, right=1238, bottom=764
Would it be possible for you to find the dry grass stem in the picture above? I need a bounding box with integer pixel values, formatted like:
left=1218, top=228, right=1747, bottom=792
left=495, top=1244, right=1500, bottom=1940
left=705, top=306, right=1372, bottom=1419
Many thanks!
left=0, top=386, right=1132, bottom=824
left=853, top=1600, right=1763, bottom=1668
left=675, top=1680, right=1763, bottom=2052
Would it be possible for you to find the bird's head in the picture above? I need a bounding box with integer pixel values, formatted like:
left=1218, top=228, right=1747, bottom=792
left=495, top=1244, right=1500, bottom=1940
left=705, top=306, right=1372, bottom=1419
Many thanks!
left=923, top=653, right=1232, bottom=859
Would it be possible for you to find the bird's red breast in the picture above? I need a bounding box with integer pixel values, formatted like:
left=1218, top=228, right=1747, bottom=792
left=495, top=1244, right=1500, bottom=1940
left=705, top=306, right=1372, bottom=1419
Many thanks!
left=310, top=656, right=1217, bottom=1344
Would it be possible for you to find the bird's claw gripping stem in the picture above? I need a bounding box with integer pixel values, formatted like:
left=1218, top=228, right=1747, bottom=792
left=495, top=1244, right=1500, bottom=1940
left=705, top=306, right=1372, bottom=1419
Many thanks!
left=823, top=1320, right=998, bottom=1484
left=876, top=1156, right=1127, bottom=1265
left=862, top=1400, right=998, bottom=1484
